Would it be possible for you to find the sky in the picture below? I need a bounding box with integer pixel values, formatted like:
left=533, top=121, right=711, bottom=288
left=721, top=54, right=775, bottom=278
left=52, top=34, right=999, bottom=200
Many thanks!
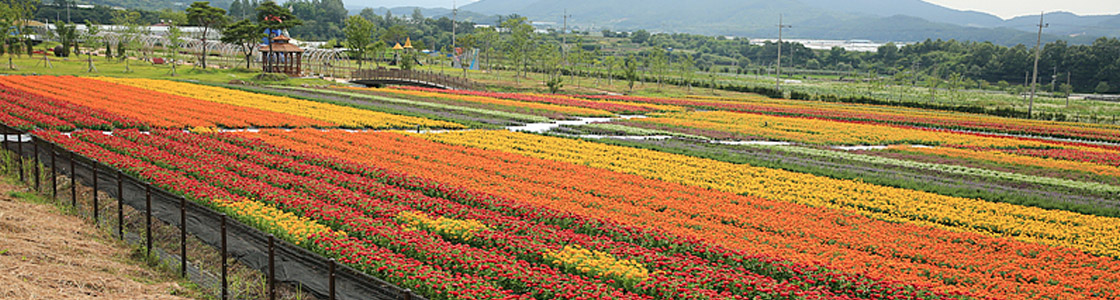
left=351, top=0, right=1120, bottom=19
left=922, top=0, right=1120, bottom=19
left=347, top=0, right=478, bottom=9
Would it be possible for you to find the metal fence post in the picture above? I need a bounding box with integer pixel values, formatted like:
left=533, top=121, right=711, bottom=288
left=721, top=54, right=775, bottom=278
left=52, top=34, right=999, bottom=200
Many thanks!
left=69, top=151, right=76, bottom=208
left=32, top=137, right=39, bottom=191
left=329, top=259, right=336, bottom=300
left=180, top=196, right=187, bottom=278
left=17, top=132, right=24, bottom=183
left=51, top=144, right=56, bottom=199
left=145, top=184, right=152, bottom=257
left=1, top=129, right=7, bottom=173
left=117, top=170, right=124, bottom=240
left=268, top=234, right=276, bottom=300
left=221, top=214, right=228, bottom=300
left=92, top=164, right=99, bottom=226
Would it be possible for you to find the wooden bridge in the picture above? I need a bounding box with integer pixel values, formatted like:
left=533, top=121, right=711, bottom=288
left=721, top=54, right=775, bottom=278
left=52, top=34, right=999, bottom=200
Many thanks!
left=350, top=68, right=478, bottom=90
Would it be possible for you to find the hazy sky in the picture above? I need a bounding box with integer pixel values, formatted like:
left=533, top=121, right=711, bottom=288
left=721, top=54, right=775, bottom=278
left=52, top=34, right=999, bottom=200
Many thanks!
left=922, top=0, right=1120, bottom=19
left=354, top=0, right=1120, bottom=19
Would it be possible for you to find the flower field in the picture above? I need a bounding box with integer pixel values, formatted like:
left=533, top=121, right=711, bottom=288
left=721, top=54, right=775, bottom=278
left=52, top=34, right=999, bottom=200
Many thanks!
left=0, top=76, right=333, bottom=129
left=3, top=75, right=1120, bottom=300
left=583, top=93, right=1120, bottom=143
left=97, top=77, right=465, bottom=129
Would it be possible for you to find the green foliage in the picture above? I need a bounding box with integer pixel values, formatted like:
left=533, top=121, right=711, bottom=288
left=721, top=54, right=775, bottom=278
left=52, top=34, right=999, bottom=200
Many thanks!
left=256, top=1, right=300, bottom=31
left=630, top=30, right=650, bottom=44
left=286, top=0, right=346, bottom=40
left=221, top=19, right=264, bottom=69
left=187, top=1, right=227, bottom=69
left=165, top=21, right=183, bottom=75
left=501, top=17, right=534, bottom=79
left=253, top=72, right=288, bottom=81
left=1096, top=82, right=1111, bottom=94
left=624, top=54, right=638, bottom=93
left=53, top=21, right=78, bottom=57
left=344, top=15, right=376, bottom=70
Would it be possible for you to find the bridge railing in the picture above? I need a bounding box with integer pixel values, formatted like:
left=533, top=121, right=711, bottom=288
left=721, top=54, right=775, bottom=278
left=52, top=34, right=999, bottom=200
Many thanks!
left=351, top=69, right=478, bottom=90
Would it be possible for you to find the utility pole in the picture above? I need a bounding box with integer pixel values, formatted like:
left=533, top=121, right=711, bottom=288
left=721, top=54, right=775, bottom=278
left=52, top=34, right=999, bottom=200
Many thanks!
left=1066, top=71, right=1072, bottom=106
left=1050, top=65, right=1057, bottom=92
left=561, top=10, right=571, bottom=61
left=1028, top=11, right=1047, bottom=118
left=776, top=14, right=792, bottom=91
left=452, top=0, right=458, bottom=71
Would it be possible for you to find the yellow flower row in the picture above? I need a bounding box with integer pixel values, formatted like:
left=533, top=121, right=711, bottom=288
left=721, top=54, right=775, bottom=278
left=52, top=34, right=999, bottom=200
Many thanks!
left=96, top=78, right=464, bottom=129
left=635, top=111, right=1064, bottom=148
left=415, top=130, right=1120, bottom=257
left=686, top=94, right=1120, bottom=133
left=544, top=245, right=650, bottom=282
left=888, top=145, right=1120, bottom=177
left=395, top=211, right=489, bottom=241
left=352, top=87, right=615, bottom=117
left=534, top=93, right=687, bottom=113
left=215, top=198, right=337, bottom=245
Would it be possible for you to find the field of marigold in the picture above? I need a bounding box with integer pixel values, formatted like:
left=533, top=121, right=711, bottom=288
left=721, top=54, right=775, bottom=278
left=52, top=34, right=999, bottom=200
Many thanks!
left=4, top=75, right=1120, bottom=300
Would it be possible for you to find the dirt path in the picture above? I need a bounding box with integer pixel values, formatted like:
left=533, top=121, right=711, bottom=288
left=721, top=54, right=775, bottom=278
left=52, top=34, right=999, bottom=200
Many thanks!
left=0, top=180, right=195, bottom=300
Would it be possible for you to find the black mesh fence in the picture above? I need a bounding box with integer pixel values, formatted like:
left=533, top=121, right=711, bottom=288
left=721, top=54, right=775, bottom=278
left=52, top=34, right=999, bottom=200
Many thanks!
left=0, top=124, right=422, bottom=300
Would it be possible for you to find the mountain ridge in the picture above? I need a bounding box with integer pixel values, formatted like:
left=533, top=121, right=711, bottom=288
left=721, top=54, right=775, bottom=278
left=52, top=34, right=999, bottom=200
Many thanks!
left=458, top=0, right=1116, bottom=45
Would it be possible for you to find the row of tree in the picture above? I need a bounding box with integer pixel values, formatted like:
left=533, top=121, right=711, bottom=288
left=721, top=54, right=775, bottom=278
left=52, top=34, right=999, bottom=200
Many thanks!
left=616, top=30, right=1119, bottom=93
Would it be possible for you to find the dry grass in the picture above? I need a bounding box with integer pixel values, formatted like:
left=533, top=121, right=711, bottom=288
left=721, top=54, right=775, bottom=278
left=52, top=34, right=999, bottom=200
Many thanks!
left=0, top=179, right=198, bottom=299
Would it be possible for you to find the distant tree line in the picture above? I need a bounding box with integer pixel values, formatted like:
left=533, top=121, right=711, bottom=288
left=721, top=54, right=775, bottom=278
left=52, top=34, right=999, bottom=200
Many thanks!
left=24, top=0, right=1120, bottom=93
left=618, top=31, right=1119, bottom=93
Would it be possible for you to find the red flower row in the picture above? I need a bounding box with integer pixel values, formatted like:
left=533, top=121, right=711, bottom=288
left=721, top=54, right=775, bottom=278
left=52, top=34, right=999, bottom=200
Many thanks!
left=396, top=86, right=658, bottom=114
left=148, top=130, right=880, bottom=299
left=38, top=130, right=523, bottom=300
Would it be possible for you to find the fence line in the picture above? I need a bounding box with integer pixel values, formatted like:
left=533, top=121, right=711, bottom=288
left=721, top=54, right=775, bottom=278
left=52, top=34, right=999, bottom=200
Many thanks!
left=0, top=125, right=422, bottom=300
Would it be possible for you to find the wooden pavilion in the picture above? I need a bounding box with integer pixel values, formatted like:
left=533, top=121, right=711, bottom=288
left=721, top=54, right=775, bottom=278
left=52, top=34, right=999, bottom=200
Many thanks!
left=260, top=35, right=304, bottom=76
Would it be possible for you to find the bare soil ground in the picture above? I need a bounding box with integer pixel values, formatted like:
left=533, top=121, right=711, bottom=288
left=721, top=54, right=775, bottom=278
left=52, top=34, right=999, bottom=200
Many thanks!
left=0, top=179, right=196, bottom=300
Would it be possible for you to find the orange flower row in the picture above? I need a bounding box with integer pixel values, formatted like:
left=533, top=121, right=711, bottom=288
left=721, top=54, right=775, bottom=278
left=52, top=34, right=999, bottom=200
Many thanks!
left=237, top=129, right=1120, bottom=300
left=887, top=145, right=1120, bottom=177
left=344, top=86, right=615, bottom=117
left=0, top=76, right=334, bottom=129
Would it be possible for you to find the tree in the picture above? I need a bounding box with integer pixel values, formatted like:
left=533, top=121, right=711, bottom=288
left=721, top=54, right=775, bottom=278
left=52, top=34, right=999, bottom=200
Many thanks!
left=379, top=24, right=408, bottom=46
left=54, top=21, right=77, bottom=58
left=83, top=20, right=99, bottom=72
left=1096, top=82, right=1111, bottom=94
left=369, top=40, right=386, bottom=67
left=0, top=5, right=14, bottom=61
left=535, top=42, right=563, bottom=93
left=474, top=26, right=497, bottom=73
left=186, top=1, right=227, bottom=69
left=1060, top=83, right=1073, bottom=106
left=4, top=0, right=40, bottom=58
left=110, top=10, right=142, bottom=72
left=221, top=19, right=263, bottom=69
left=501, top=17, right=533, bottom=80
left=603, top=56, right=619, bottom=87
left=630, top=29, right=650, bottom=44
left=456, top=33, right=477, bottom=77
left=166, top=21, right=184, bottom=75
left=343, top=15, right=375, bottom=70
left=228, top=0, right=243, bottom=20
left=676, top=54, right=696, bottom=91
left=647, top=47, right=668, bottom=88
left=410, top=8, right=423, bottom=23
left=257, top=1, right=302, bottom=73
left=159, top=8, right=188, bottom=25
left=925, top=73, right=942, bottom=102
left=624, top=54, right=639, bottom=93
